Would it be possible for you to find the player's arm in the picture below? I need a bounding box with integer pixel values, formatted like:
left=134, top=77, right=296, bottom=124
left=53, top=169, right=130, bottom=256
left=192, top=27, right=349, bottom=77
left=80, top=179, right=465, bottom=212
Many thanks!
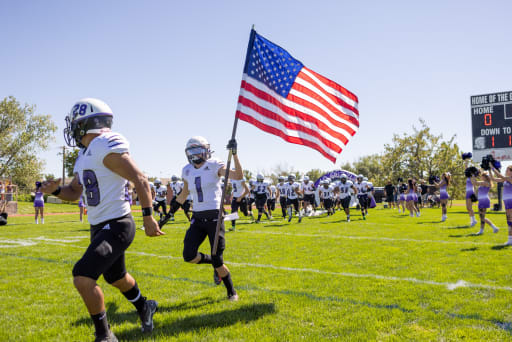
left=103, top=152, right=164, bottom=236
left=239, top=182, right=250, bottom=202
left=218, top=154, right=244, bottom=180
left=352, top=185, right=358, bottom=195
left=176, top=180, right=189, bottom=205
left=41, top=175, right=83, bottom=201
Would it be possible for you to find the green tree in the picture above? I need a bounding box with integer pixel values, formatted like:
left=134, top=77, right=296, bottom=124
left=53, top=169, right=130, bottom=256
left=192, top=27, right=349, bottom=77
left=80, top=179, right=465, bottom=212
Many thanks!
left=305, top=169, right=326, bottom=182
left=0, top=96, right=57, bottom=189
left=64, top=148, right=80, bottom=177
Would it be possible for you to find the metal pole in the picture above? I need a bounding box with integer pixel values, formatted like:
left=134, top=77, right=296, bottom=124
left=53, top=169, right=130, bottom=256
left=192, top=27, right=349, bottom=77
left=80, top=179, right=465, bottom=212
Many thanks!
left=212, top=26, right=256, bottom=256
left=62, top=146, right=66, bottom=186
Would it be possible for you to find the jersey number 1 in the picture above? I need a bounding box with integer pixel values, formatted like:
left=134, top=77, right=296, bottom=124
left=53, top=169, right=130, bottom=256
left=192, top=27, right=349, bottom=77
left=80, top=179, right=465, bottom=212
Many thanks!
left=194, top=176, right=204, bottom=202
left=83, top=170, right=100, bottom=206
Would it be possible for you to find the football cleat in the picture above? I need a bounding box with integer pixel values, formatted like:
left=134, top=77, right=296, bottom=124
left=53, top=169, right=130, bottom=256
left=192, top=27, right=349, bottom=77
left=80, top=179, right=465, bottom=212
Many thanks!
left=140, top=299, right=158, bottom=333
left=94, top=330, right=118, bottom=342
left=214, top=270, right=222, bottom=285
left=228, top=293, right=239, bottom=301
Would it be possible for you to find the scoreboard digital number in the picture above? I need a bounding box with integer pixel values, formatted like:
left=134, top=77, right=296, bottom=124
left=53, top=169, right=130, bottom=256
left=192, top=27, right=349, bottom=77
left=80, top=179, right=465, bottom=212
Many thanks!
left=471, top=91, right=512, bottom=161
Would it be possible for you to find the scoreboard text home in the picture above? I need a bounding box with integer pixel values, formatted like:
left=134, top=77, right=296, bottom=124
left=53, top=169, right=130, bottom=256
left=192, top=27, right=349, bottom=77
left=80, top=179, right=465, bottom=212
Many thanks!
left=471, top=91, right=512, bottom=161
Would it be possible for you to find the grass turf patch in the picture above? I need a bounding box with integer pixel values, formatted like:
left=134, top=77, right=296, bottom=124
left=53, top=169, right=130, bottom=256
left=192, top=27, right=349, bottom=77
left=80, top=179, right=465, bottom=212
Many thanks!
left=1, top=202, right=511, bottom=341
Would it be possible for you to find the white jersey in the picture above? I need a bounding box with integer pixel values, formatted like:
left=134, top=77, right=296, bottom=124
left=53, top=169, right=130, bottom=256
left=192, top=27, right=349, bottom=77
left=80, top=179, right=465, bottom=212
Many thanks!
left=182, top=158, right=225, bottom=212
left=254, top=181, right=269, bottom=195
left=155, top=186, right=167, bottom=201
left=336, top=180, right=354, bottom=199
left=302, top=181, right=315, bottom=195
left=231, top=179, right=246, bottom=198
left=73, top=132, right=131, bottom=225
left=355, top=181, right=368, bottom=196
left=284, top=182, right=301, bottom=200
left=171, top=181, right=184, bottom=197
left=320, top=185, right=334, bottom=199
left=267, top=185, right=277, bottom=199
left=277, top=183, right=287, bottom=198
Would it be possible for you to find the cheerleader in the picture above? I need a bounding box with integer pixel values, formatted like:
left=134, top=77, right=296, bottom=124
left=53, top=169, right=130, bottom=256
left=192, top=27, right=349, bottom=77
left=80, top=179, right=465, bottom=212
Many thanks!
left=434, top=173, right=451, bottom=222
left=464, top=158, right=478, bottom=226
left=471, top=172, right=499, bottom=235
left=78, top=195, right=86, bottom=223
left=406, top=178, right=420, bottom=217
left=33, top=181, right=44, bottom=224
left=398, top=181, right=406, bottom=213
left=490, top=165, right=512, bottom=245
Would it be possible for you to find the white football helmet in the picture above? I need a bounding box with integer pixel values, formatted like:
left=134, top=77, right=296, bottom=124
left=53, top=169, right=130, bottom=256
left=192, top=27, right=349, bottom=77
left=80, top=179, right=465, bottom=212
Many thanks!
left=278, top=175, right=285, bottom=182
left=171, top=175, right=179, bottom=182
left=363, top=177, right=368, bottom=182
left=64, top=98, right=114, bottom=148
left=154, top=179, right=162, bottom=185
left=185, top=136, right=212, bottom=165
left=303, top=176, right=309, bottom=182
left=257, top=174, right=264, bottom=182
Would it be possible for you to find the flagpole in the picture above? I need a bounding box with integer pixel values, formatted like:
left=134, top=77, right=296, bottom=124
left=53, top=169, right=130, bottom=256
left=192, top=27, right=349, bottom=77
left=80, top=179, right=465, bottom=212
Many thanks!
left=212, top=26, right=256, bottom=256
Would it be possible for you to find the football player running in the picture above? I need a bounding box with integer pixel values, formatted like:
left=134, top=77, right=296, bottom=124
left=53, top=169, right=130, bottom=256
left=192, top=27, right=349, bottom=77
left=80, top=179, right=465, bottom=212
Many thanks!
left=276, top=176, right=288, bottom=218
left=153, top=179, right=167, bottom=220
left=253, top=174, right=271, bottom=223
left=229, top=177, right=250, bottom=231
left=174, top=136, right=242, bottom=301
left=169, top=175, right=192, bottom=222
left=266, top=182, right=277, bottom=219
left=302, top=176, right=316, bottom=215
left=285, top=174, right=303, bottom=223
left=319, top=180, right=335, bottom=216
left=42, top=98, right=164, bottom=342
left=354, top=174, right=369, bottom=220
left=335, top=174, right=357, bottom=222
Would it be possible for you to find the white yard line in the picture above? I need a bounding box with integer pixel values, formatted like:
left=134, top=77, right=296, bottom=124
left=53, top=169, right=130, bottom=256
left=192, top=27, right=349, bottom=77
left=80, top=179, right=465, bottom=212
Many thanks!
left=244, top=230, right=497, bottom=246
left=33, top=239, right=512, bottom=292
left=3, top=236, right=510, bottom=292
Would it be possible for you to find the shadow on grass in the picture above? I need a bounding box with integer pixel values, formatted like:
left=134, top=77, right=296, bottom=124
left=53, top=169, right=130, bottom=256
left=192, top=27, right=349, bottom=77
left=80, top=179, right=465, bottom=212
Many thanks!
left=448, top=234, right=479, bottom=238
left=460, top=247, right=478, bottom=252
left=417, top=221, right=443, bottom=224
left=73, top=297, right=227, bottom=328
left=491, top=244, right=511, bottom=250
left=445, top=225, right=473, bottom=229
left=115, top=303, right=275, bottom=341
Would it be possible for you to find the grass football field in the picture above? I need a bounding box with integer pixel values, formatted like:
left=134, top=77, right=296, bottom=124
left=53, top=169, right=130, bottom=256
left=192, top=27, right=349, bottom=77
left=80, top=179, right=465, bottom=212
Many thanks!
left=1, top=202, right=512, bottom=341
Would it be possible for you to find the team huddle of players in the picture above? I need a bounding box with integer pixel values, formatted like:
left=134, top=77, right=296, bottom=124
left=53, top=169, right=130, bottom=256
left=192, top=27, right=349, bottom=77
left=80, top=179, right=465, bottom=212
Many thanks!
left=151, top=172, right=376, bottom=229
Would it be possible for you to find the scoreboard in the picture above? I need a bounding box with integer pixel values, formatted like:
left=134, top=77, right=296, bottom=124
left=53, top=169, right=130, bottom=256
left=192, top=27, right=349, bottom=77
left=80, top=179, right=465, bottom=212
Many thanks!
left=471, top=91, right=512, bottom=161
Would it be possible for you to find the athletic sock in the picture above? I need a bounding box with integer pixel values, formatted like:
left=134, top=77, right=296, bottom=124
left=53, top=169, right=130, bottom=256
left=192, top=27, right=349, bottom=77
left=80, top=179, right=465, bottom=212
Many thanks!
left=122, top=283, right=146, bottom=315
left=91, top=311, right=109, bottom=337
left=41, top=218, right=44, bottom=224
left=231, top=220, right=236, bottom=227
left=257, top=214, right=262, bottom=221
left=198, top=252, right=213, bottom=264
left=221, top=272, right=236, bottom=297
left=35, top=219, right=38, bottom=224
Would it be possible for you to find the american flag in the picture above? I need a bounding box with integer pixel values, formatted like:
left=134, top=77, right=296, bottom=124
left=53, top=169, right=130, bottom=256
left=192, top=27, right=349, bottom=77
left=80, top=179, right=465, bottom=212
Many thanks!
left=236, top=30, right=359, bottom=163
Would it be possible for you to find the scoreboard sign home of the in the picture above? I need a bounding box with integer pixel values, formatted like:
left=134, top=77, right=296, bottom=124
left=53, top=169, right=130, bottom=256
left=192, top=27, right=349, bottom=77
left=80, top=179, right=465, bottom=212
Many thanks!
left=471, top=91, right=512, bottom=161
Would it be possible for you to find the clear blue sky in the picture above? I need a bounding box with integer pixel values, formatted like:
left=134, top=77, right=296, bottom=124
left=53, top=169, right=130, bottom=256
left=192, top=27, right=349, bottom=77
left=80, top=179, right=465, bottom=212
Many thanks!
left=2, top=0, right=512, bottom=180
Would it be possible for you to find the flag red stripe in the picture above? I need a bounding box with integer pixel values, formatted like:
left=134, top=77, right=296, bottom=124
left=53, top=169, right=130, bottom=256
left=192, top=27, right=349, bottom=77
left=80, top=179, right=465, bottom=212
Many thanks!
left=296, top=70, right=359, bottom=117
left=241, top=80, right=354, bottom=140
left=238, top=96, right=342, bottom=153
left=287, top=91, right=357, bottom=136
left=291, top=81, right=359, bottom=127
left=303, top=67, right=359, bottom=104
left=236, top=111, right=338, bottom=162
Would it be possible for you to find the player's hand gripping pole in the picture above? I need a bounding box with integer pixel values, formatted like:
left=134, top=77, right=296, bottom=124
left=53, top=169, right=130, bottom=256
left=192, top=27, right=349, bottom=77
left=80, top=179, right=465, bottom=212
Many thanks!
left=212, top=120, right=239, bottom=256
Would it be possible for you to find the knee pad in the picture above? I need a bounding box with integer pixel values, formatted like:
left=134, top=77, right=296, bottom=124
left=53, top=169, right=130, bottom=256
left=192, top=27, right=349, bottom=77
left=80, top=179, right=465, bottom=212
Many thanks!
left=212, top=255, right=224, bottom=268
left=183, top=248, right=197, bottom=262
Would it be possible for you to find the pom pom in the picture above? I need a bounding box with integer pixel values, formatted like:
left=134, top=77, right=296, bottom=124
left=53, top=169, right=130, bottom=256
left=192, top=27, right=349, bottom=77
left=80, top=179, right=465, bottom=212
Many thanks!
left=492, top=160, right=502, bottom=171
left=462, top=152, right=473, bottom=160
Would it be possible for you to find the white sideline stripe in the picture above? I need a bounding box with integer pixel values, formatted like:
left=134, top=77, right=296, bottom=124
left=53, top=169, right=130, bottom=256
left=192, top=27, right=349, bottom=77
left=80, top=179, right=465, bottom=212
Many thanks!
left=33, top=236, right=88, bottom=243
left=36, top=241, right=512, bottom=292
left=244, top=230, right=496, bottom=246
left=0, top=239, right=38, bottom=248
